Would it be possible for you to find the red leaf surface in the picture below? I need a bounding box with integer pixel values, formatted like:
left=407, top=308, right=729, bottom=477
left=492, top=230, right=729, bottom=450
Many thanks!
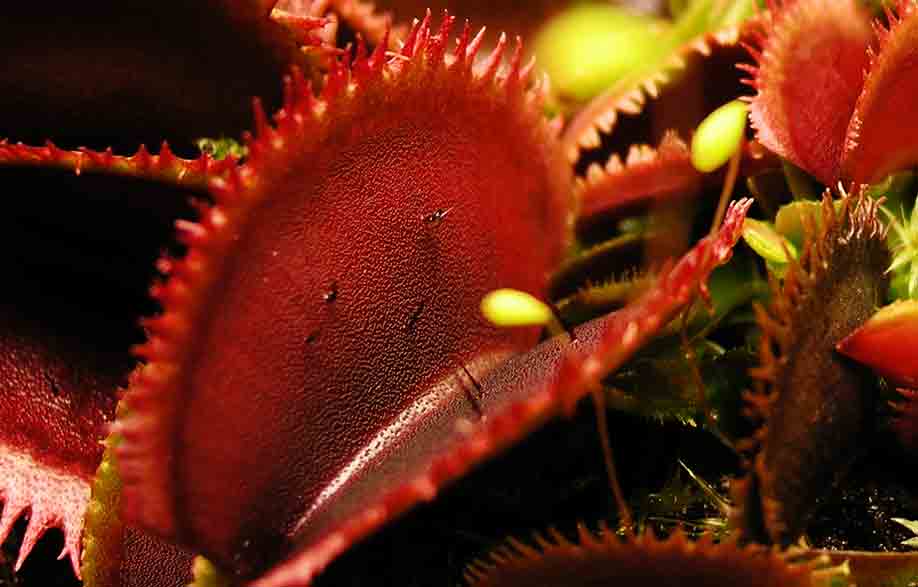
left=835, top=294, right=917, bottom=457
left=745, top=0, right=873, bottom=185
left=836, top=299, right=918, bottom=387
left=0, top=303, right=127, bottom=575
left=116, top=14, right=572, bottom=581
left=842, top=1, right=918, bottom=183
left=0, top=145, right=208, bottom=581
left=255, top=199, right=750, bottom=587
left=116, top=529, right=195, bottom=587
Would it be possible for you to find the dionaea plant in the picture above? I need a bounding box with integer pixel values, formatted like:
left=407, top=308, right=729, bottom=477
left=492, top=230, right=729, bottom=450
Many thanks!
left=6, top=1, right=918, bottom=586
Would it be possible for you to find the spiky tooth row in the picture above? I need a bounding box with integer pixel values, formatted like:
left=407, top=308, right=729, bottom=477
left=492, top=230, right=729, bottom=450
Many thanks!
left=0, top=140, right=237, bottom=189
left=861, top=0, right=917, bottom=73
left=464, top=527, right=833, bottom=587
left=256, top=13, right=544, bottom=162
left=0, top=449, right=89, bottom=577
left=575, top=133, right=700, bottom=235
left=575, top=130, right=776, bottom=239
left=561, top=22, right=752, bottom=163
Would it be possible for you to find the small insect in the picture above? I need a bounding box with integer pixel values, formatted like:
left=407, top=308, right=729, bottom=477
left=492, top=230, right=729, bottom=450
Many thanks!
left=406, top=301, right=425, bottom=332
left=323, top=281, right=339, bottom=303
left=423, top=207, right=452, bottom=224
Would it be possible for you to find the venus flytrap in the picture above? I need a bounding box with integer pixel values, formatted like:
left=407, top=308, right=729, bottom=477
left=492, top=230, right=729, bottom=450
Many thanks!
left=12, top=1, right=918, bottom=585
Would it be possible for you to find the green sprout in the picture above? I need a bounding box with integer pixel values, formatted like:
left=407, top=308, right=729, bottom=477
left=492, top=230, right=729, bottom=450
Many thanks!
left=534, top=4, right=663, bottom=102
left=691, top=100, right=748, bottom=173
left=883, top=198, right=918, bottom=299
left=481, top=288, right=553, bottom=327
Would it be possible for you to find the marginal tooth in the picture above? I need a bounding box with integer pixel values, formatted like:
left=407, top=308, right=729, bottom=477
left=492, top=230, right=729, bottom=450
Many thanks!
left=532, top=532, right=554, bottom=550
left=749, top=364, right=776, bottom=384
left=489, top=549, right=510, bottom=565
left=546, top=527, right=569, bottom=545
left=479, top=32, right=507, bottom=81
left=577, top=523, right=598, bottom=547
left=59, top=533, right=83, bottom=580
left=208, top=207, right=229, bottom=229
left=579, top=125, right=602, bottom=150
left=412, top=477, right=437, bottom=500
left=744, top=391, right=774, bottom=417
left=502, top=36, right=524, bottom=89
left=599, top=520, right=620, bottom=539
left=15, top=514, right=51, bottom=571
left=566, top=144, right=581, bottom=163
left=0, top=496, right=27, bottom=543
left=604, top=154, right=624, bottom=173
left=596, top=110, right=617, bottom=133
left=619, top=90, right=645, bottom=114
left=175, top=220, right=208, bottom=245
left=466, top=26, right=487, bottom=63
left=625, top=145, right=642, bottom=165
left=586, top=162, right=605, bottom=183
left=506, top=537, right=539, bottom=559
left=694, top=38, right=712, bottom=56
left=519, top=55, right=536, bottom=83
